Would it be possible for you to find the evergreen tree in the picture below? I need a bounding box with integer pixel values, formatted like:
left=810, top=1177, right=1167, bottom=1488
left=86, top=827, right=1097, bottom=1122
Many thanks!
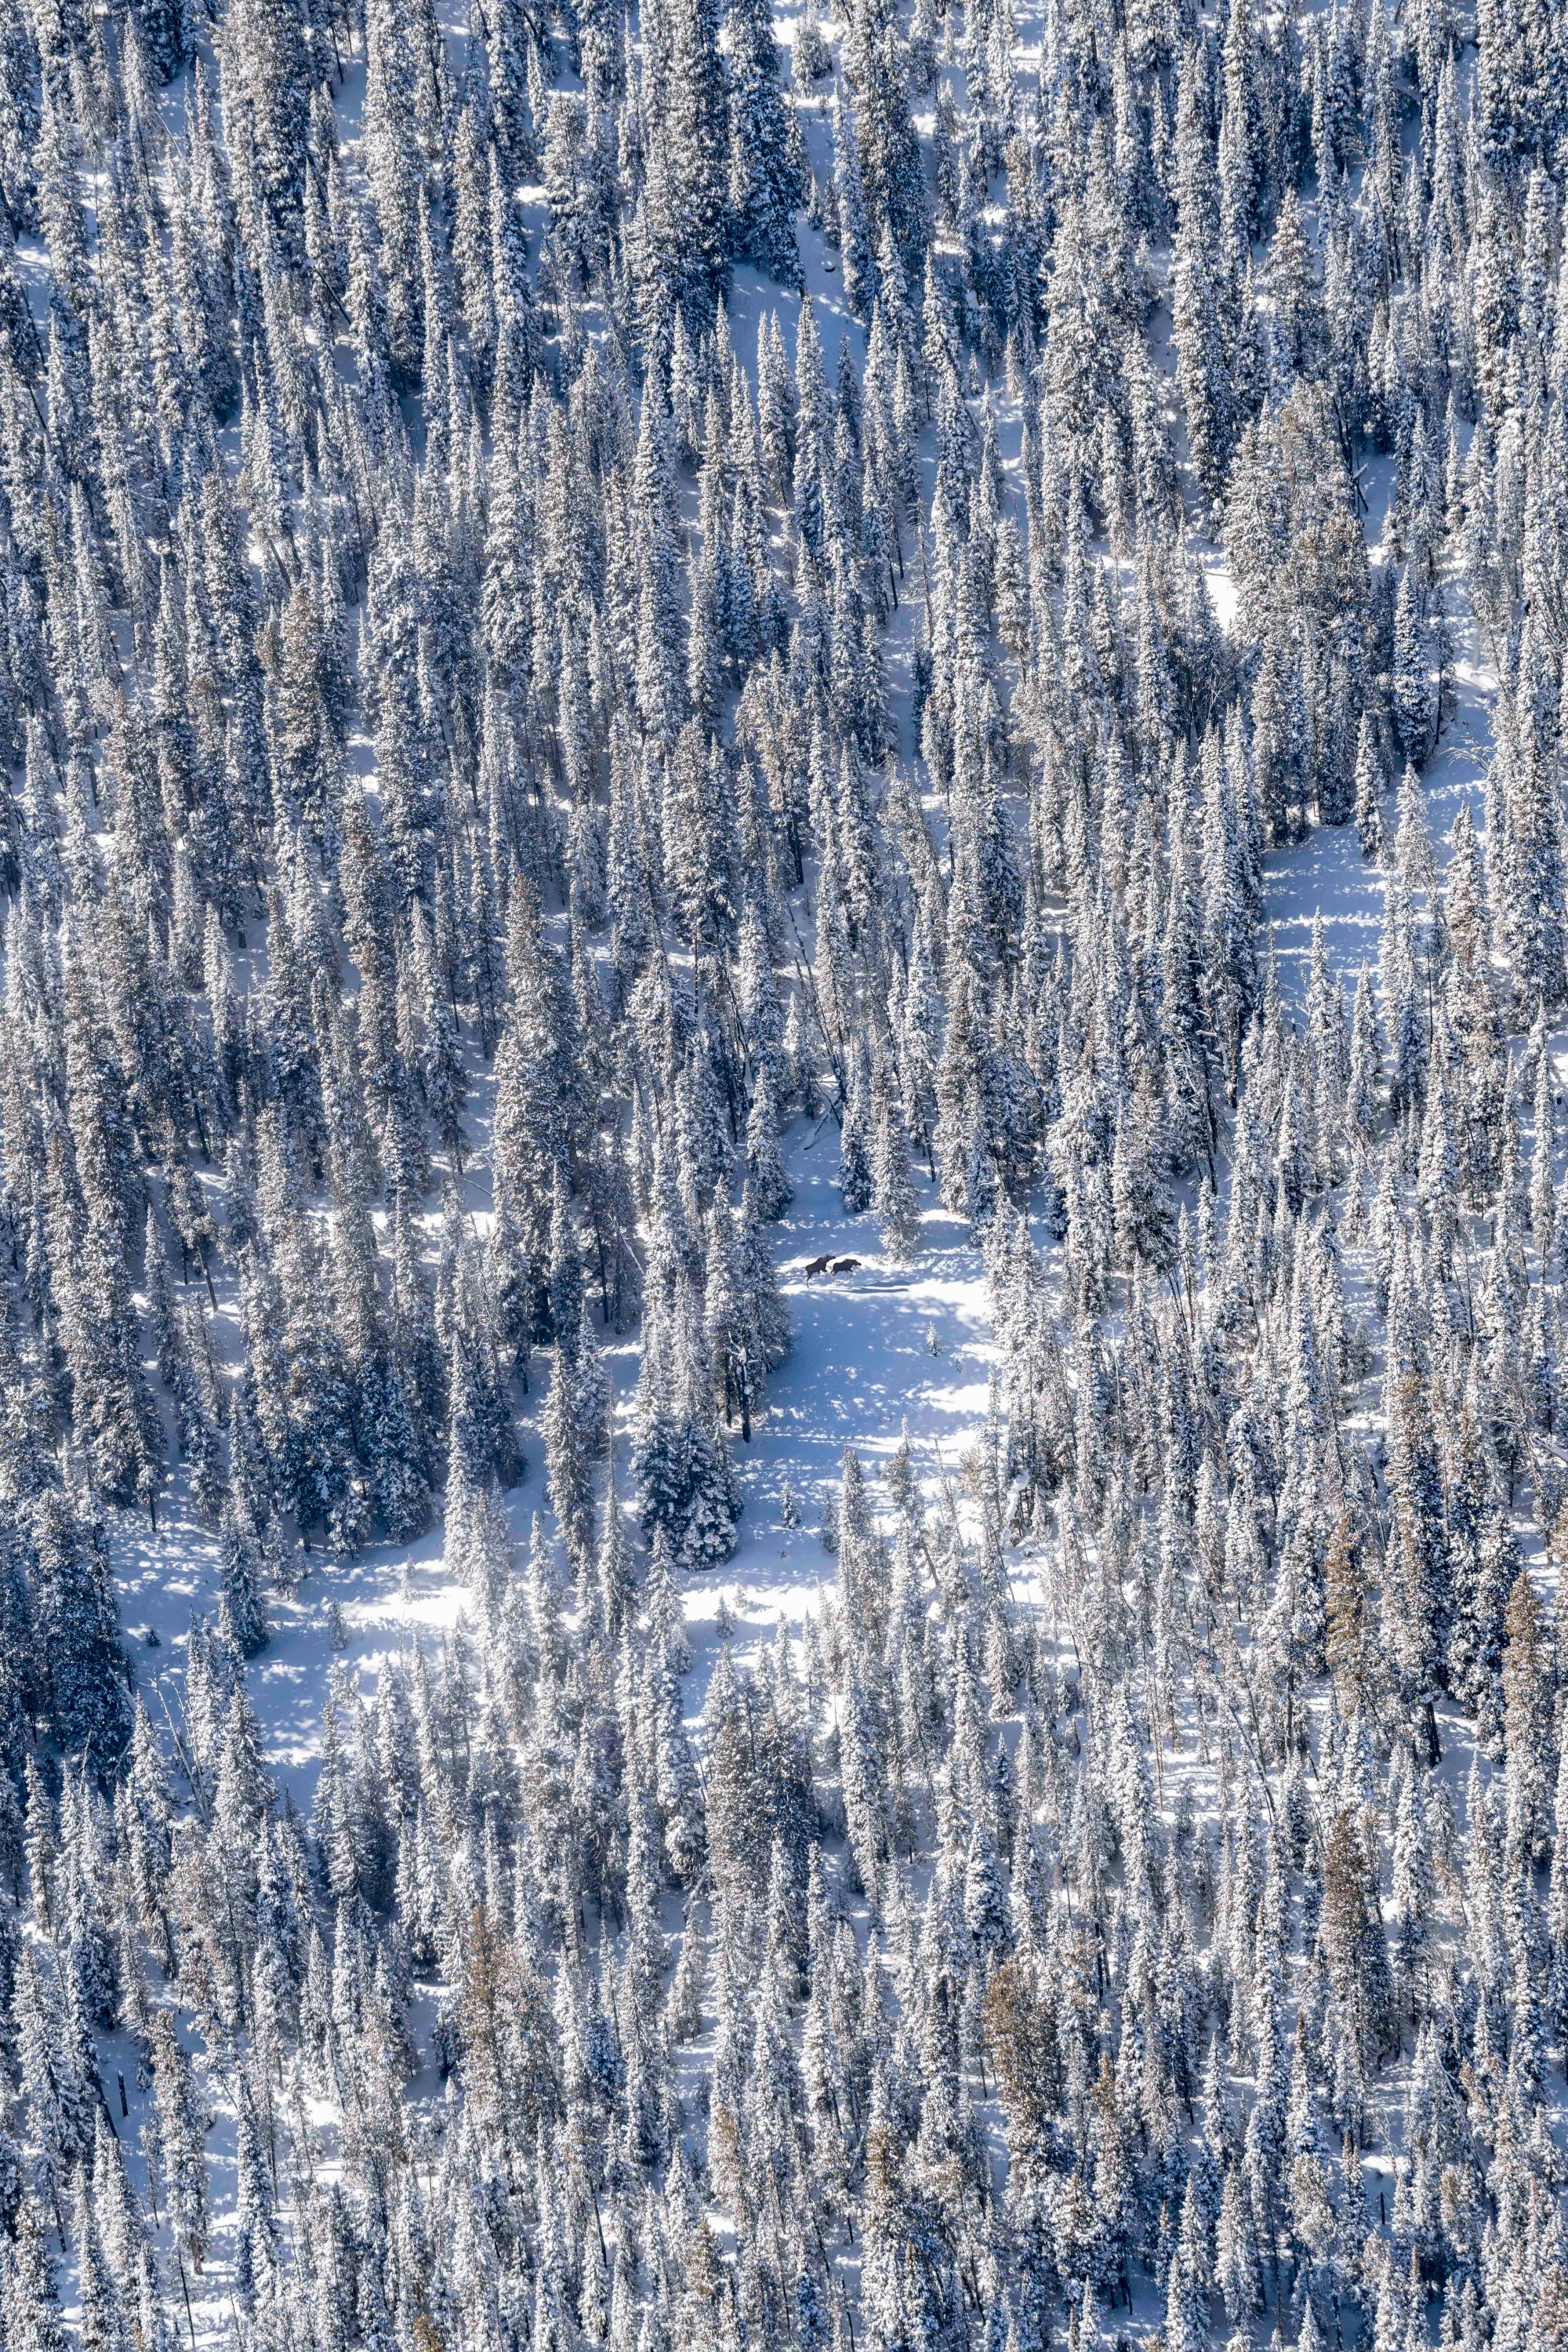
left=728, top=0, right=804, bottom=285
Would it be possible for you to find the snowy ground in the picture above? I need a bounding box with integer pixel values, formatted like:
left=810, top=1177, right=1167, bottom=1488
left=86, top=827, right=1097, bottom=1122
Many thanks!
left=116, top=1127, right=1001, bottom=1808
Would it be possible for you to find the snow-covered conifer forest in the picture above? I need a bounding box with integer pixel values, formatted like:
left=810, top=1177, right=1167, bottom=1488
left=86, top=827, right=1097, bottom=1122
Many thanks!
left=2, top=0, right=1568, bottom=2341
